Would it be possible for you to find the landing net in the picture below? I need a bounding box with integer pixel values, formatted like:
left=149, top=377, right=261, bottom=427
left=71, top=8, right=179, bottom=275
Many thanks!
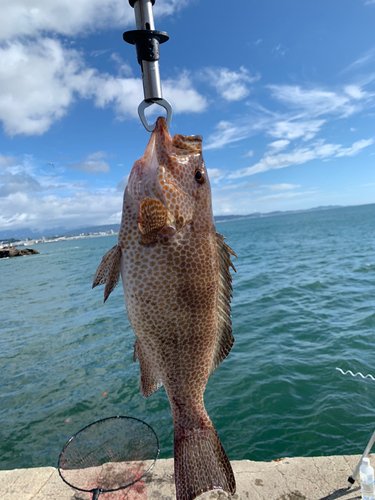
left=58, top=416, right=159, bottom=499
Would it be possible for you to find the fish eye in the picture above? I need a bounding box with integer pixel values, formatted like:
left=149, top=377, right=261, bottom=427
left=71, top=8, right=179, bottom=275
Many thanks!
left=194, top=169, right=205, bottom=184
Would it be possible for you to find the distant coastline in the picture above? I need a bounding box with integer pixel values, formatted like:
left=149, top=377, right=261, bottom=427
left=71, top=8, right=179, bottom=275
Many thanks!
left=0, top=230, right=117, bottom=249
left=0, top=203, right=350, bottom=247
left=214, top=205, right=343, bottom=223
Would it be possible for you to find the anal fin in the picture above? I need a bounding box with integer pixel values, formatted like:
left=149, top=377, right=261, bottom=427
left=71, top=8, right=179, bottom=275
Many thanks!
left=133, top=339, right=163, bottom=398
left=92, top=245, right=122, bottom=303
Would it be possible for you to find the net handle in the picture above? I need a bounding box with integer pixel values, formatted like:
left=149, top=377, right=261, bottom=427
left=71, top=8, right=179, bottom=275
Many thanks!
left=92, top=488, right=101, bottom=500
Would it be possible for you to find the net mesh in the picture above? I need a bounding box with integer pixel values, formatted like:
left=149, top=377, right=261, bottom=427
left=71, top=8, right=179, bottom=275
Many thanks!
left=58, top=416, right=159, bottom=494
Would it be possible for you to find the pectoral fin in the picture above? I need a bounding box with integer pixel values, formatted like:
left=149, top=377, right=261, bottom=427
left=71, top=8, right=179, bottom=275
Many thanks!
left=133, top=339, right=163, bottom=398
left=92, top=245, right=122, bottom=303
left=138, top=197, right=175, bottom=245
left=138, top=197, right=170, bottom=234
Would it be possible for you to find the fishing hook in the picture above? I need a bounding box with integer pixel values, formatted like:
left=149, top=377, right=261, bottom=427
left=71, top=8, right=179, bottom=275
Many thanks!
left=123, top=0, right=173, bottom=132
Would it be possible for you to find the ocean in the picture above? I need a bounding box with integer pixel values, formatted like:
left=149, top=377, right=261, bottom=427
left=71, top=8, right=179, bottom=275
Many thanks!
left=1, top=203, right=375, bottom=471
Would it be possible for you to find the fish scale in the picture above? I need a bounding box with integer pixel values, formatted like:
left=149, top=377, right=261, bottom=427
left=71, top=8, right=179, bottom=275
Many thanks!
left=93, top=117, right=236, bottom=500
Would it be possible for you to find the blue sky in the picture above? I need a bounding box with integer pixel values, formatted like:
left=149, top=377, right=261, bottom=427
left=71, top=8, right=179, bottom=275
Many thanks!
left=1, top=0, right=375, bottom=233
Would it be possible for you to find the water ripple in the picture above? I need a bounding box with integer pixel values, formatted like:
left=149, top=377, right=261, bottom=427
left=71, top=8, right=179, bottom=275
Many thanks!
left=1, top=205, right=375, bottom=468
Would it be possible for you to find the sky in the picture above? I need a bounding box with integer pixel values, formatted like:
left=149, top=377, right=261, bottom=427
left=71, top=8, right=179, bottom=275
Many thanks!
left=1, top=0, right=375, bottom=234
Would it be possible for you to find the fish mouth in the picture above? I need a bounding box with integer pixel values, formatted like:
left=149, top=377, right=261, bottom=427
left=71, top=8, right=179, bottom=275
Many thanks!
left=128, top=116, right=190, bottom=207
left=127, top=118, right=169, bottom=205
left=127, top=117, right=193, bottom=242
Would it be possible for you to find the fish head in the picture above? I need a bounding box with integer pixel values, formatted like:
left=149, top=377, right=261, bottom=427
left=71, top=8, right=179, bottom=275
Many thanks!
left=126, top=117, right=212, bottom=244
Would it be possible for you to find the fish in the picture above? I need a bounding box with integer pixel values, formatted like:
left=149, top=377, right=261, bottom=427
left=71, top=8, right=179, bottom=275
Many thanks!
left=93, top=117, right=237, bottom=500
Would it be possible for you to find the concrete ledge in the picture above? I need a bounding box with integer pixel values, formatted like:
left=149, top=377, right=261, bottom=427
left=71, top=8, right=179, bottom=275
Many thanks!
left=0, top=455, right=368, bottom=500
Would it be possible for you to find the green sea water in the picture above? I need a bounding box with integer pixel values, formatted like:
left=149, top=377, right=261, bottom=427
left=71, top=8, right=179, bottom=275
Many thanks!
left=1, top=204, right=375, bottom=470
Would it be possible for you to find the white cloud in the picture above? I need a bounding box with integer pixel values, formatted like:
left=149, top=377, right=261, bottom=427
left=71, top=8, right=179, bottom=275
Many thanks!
left=207, top=168, right=224, bottom=184
left=261, top=183, right=301, bottom=191
left=84, top=74, right=143, bottom=119
left=231, top=148, right=317, bottom=177
left=267, top=84, right=370, bottom=118
left=257, top=190, right=317, bottom=202
left=206, top=79, right=375, bottom=151
left=205, top=120, right=263, bottom=150
left=110, top=53, right=133, bottom=77
left=0, top=38, right=206, bottom=136
left=0, top=191, right=123, bottom=231
left=91, top=49, right=110, bottom=58
left=268, top=119, right=325, bottom=141
left=335, top=138, right=374, bottom=157
left=268, top=140, right=290, bottom=150
left=213, top=182, right=259, bottom=191
left=0, top=0, right=189, bottom=41
left=163, top=73, right=207, bottom=113
left=0, top=38, right=86, bottom=135
left=341, top=48, right=375, bottom=73
left=243, top=150, right=254, bottom=157
left=0, top=171, right=43, bottom=197
left=273, top=44, right=287, bottom=57
left=229, top=138, right=374, bottom=178
left=203, top=66, right=260, bottom=102
left=344, top=85, right=368, bottom=99
left=0, top=154, right=18, bottom=168
left=68, top=151, right=110, bottom=174
left=205, top=115, right=325, bottom=150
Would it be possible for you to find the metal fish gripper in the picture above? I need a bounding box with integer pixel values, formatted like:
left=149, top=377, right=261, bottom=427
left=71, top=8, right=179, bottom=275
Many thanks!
left=123, top=0, right=172, bottom=132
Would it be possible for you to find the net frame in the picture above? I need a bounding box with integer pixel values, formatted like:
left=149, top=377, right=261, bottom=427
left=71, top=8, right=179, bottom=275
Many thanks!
left=58, top=415, right=160, bottom=496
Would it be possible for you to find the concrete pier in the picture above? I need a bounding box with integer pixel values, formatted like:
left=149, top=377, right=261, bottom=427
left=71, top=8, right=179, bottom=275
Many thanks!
left=0, top=454, right=368, bottom=500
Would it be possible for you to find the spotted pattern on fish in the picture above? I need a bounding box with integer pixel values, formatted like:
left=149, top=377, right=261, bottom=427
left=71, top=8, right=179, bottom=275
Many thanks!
left=93, top=117, right=236, bottom=500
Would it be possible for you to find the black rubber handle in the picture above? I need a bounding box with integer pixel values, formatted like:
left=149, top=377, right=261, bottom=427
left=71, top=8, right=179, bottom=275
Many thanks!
left=129, top=0, right=155, bottom=7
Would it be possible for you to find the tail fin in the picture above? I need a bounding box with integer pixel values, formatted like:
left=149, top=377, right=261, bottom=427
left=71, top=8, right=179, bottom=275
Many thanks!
left=174, top=423, right=236, bottom=500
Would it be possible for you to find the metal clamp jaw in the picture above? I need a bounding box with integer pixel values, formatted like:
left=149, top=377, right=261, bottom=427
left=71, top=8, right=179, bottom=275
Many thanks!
left=123, top=0, right=172, bottom=132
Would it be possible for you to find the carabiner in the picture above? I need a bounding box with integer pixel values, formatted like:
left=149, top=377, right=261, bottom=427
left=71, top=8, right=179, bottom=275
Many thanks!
left=138, top=99, right=172, bottom=132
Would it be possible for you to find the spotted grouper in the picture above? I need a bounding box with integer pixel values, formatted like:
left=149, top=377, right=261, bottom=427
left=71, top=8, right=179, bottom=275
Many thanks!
left=93, top=116, right=236, bottom=500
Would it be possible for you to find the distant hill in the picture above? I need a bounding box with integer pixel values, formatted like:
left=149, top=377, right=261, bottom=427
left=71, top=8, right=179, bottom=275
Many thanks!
left=0, top=205, right=343, bottom=241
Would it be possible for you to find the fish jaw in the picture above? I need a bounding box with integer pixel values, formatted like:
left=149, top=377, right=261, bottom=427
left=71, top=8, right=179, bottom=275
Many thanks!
left=124, top=117, right=212, bottom=244
left=126, top=129, right=166, bottom=206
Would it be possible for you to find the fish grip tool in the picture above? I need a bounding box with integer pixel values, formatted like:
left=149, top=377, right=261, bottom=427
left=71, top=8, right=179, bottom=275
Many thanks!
left=58, top=415, right=160, bottom=499
left=123, top=0, right=172, bottom=132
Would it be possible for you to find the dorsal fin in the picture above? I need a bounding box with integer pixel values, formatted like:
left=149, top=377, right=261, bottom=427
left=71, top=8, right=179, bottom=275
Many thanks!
left=210, top=233, right=237, bottom=376
left=92, top=245, right=122, bottom=303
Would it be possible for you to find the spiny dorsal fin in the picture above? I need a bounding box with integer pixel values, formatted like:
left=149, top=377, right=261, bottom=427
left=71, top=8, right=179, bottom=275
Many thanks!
left=133, top=339, right=163, bottom=398
left=92, top=245, right=122, bottom=303
left=210, top=233, right=237, bottom=376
